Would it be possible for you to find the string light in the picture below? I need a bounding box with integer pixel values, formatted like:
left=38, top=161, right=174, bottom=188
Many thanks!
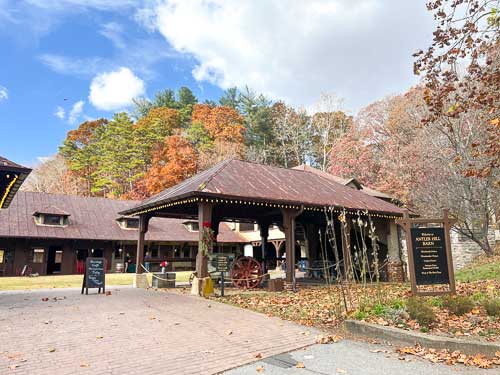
left=129, top=195, right=401, bottom=220
left=0, top=174, right=18, bottom=209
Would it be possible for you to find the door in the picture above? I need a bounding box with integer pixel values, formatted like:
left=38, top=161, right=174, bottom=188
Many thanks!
left=47, top=246, right=63, bottom=274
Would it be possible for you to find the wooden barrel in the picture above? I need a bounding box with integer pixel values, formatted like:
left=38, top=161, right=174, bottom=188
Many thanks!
left=115, top=263, right=124, bottom=273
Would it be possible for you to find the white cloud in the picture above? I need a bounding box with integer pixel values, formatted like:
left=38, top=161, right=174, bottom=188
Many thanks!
left=38, top=54, right=106, bottom=77
left=148, top=0, right=434, bottom=111
left=89, top=67, right=145, bottom=111
left=100, top=22, right=125, bottom=49
left=54, top=106, right=65, bottom=120
left=68, top=100, right=84, bottom=124
left=0, top=85, right=8, bottom=101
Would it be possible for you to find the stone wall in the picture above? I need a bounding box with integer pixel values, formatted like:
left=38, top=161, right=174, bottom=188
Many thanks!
left=449, top=228, right=496, bottom=270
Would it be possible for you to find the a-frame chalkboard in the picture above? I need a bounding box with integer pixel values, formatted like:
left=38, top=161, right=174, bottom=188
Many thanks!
left=81, top=257, right=106, bottom=295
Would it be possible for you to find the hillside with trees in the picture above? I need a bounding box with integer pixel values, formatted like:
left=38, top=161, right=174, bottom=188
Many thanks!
left=22, top=0, right=499, bottom=256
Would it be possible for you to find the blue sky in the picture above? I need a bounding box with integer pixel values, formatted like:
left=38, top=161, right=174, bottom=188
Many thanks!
left=0, top=1, right=434, bottom=167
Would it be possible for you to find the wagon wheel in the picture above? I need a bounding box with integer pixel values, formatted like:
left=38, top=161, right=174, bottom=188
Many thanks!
left=230, top=256, right=263, bottom=289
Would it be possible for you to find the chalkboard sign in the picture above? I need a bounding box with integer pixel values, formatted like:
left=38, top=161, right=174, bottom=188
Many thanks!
left=411, top=227, right=450, bottom=285
left=81, top=257, right=105, bottom=295
left=215, top=255, right=230, bottom=272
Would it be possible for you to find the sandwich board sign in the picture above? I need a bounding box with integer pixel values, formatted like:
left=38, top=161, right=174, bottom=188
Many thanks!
left=81, top=257, right=105, bottom=295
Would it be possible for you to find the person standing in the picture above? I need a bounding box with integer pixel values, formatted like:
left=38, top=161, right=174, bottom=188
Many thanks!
left=144, top=251, right=151, bottom=272
left=124, top=252, right=131, bottom=273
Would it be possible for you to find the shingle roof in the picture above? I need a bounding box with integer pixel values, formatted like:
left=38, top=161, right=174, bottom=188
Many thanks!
left=292, top=164, right=394, bottom=201
left=0, top=191, right=245, bottom=243
left=124, top=159, right=404, bottom=216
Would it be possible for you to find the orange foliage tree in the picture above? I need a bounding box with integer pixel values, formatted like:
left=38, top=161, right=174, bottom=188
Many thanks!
left=142, top=135, right=197, bottom=195
left=190, top=104, right=245, bottom=168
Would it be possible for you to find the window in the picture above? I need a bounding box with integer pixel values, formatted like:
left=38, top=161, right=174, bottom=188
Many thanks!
left=239, top=222, right=256, bottom=232
left=183, top=221, right=199, bottom=232
left=55, top=250, right=63, bottom=264
left=32, top=249, right=44, bottom=263
left=126, top=218, right=139, bottom=229
left=41, top=214, right=67, bottom=226
left=182, top=247, right=190, bottom=258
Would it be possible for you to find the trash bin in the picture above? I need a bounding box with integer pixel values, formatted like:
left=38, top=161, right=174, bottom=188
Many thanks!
left=152, top=272, right=176, bottom=288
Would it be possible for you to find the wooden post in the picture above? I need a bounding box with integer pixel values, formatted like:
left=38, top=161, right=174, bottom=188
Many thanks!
left=400, top=210, right=417, bottom=294
left=136, top=214, right=150, bottom=275
left=340, top=214, right=352, bottom=280
left=281, top=207, right=303, bottom=290
left=196, top=201, right=213, bottom=278
left=442, top=209, right=456, bottom=294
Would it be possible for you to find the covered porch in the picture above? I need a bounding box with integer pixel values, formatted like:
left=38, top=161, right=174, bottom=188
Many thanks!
left=120, top=159, right=406, bottom=291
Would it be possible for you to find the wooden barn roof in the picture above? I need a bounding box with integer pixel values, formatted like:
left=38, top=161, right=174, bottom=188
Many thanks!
left=0, top=155, right=31, bottom=209
left=292, top=164, right=395, bottom=202
left=0, top=191, right=245, bottom=243
left=123, top=159, right=405, bottom=216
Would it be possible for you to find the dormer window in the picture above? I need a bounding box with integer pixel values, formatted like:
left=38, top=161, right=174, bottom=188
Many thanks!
left=33, top=206, right=70, bottom=227
left=116, top=216, right=139, bottom=230
left=183, top=221, right=199, bottom=232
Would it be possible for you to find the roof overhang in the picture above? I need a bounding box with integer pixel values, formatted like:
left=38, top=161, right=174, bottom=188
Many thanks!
left=0, top=157, right=31, bottom=209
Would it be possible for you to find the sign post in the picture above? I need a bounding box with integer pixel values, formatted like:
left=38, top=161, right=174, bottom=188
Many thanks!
left=216, top=255, right=230, bottom=297
left=81, top=257, right=106, bottom=295
left=396, top=209, right=456, bottom=296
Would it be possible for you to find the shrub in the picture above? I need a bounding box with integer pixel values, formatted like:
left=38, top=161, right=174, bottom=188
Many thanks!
left=442, top=295, right=475, bottom=316
left=373, top=303, right=386, bottom=316
left=482, top=299, right=500, bottom=317
left=390, top=299, right=405, bottom=310
left=406, top=297, right=436, bottom=327
left=354, top=310, right=368, bottom=321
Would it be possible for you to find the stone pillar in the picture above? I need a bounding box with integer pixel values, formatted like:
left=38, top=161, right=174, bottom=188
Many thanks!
left=196, top=201, right=213, bottom=278
left=386, top=221, right=404, bottom=282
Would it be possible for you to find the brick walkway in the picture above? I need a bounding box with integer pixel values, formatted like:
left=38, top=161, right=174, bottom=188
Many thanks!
left=0, top=288, right=318, bottom=374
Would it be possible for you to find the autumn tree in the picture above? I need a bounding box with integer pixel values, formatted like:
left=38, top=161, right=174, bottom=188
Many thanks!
left=21, top=155, right=80, bottom=195
left=311, top=94, right=353, bottom=171
left=190, top=104, right=245, bottom=168
left=414, top=0, right=500, bottom=177
left=134, top=107, right=182, bottom=167
left=143, top=135, right=197, bottom=195
left=59, top=118, right=107, bottom=196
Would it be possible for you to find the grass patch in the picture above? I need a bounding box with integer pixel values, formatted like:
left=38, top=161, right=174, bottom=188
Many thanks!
left=456, top=255, right=500, bottom=282
left=0, top=271, right=192, bottom=290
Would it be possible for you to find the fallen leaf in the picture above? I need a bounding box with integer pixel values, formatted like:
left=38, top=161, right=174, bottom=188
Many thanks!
left=80, top=362, right=89, bottom=368
left=96, top=336, right=103, bottom=339
left=105, top=291, right=112, bottom=296
left=256, top=366, right=264, bottom=373
left=225, top=330, right=233, bottom=336
left=48, top=348, right=56, bottom=353
left=336, top=369, right=347, bottom=374
left=296, top=362, right=305, bottom=368
left=254, top=353, right=263, bottom=359
left=9, top=364, right=19, bottom=370
left=41, top=298, right=49, bottom=302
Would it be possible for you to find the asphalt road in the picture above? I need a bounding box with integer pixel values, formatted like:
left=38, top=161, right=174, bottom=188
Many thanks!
left=225, top=339, right=488, bottom=375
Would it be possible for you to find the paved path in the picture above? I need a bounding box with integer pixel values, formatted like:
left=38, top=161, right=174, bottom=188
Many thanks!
left=226, top=339, right=488, bottom=375
left=0, top=288, right=317, bottom=375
